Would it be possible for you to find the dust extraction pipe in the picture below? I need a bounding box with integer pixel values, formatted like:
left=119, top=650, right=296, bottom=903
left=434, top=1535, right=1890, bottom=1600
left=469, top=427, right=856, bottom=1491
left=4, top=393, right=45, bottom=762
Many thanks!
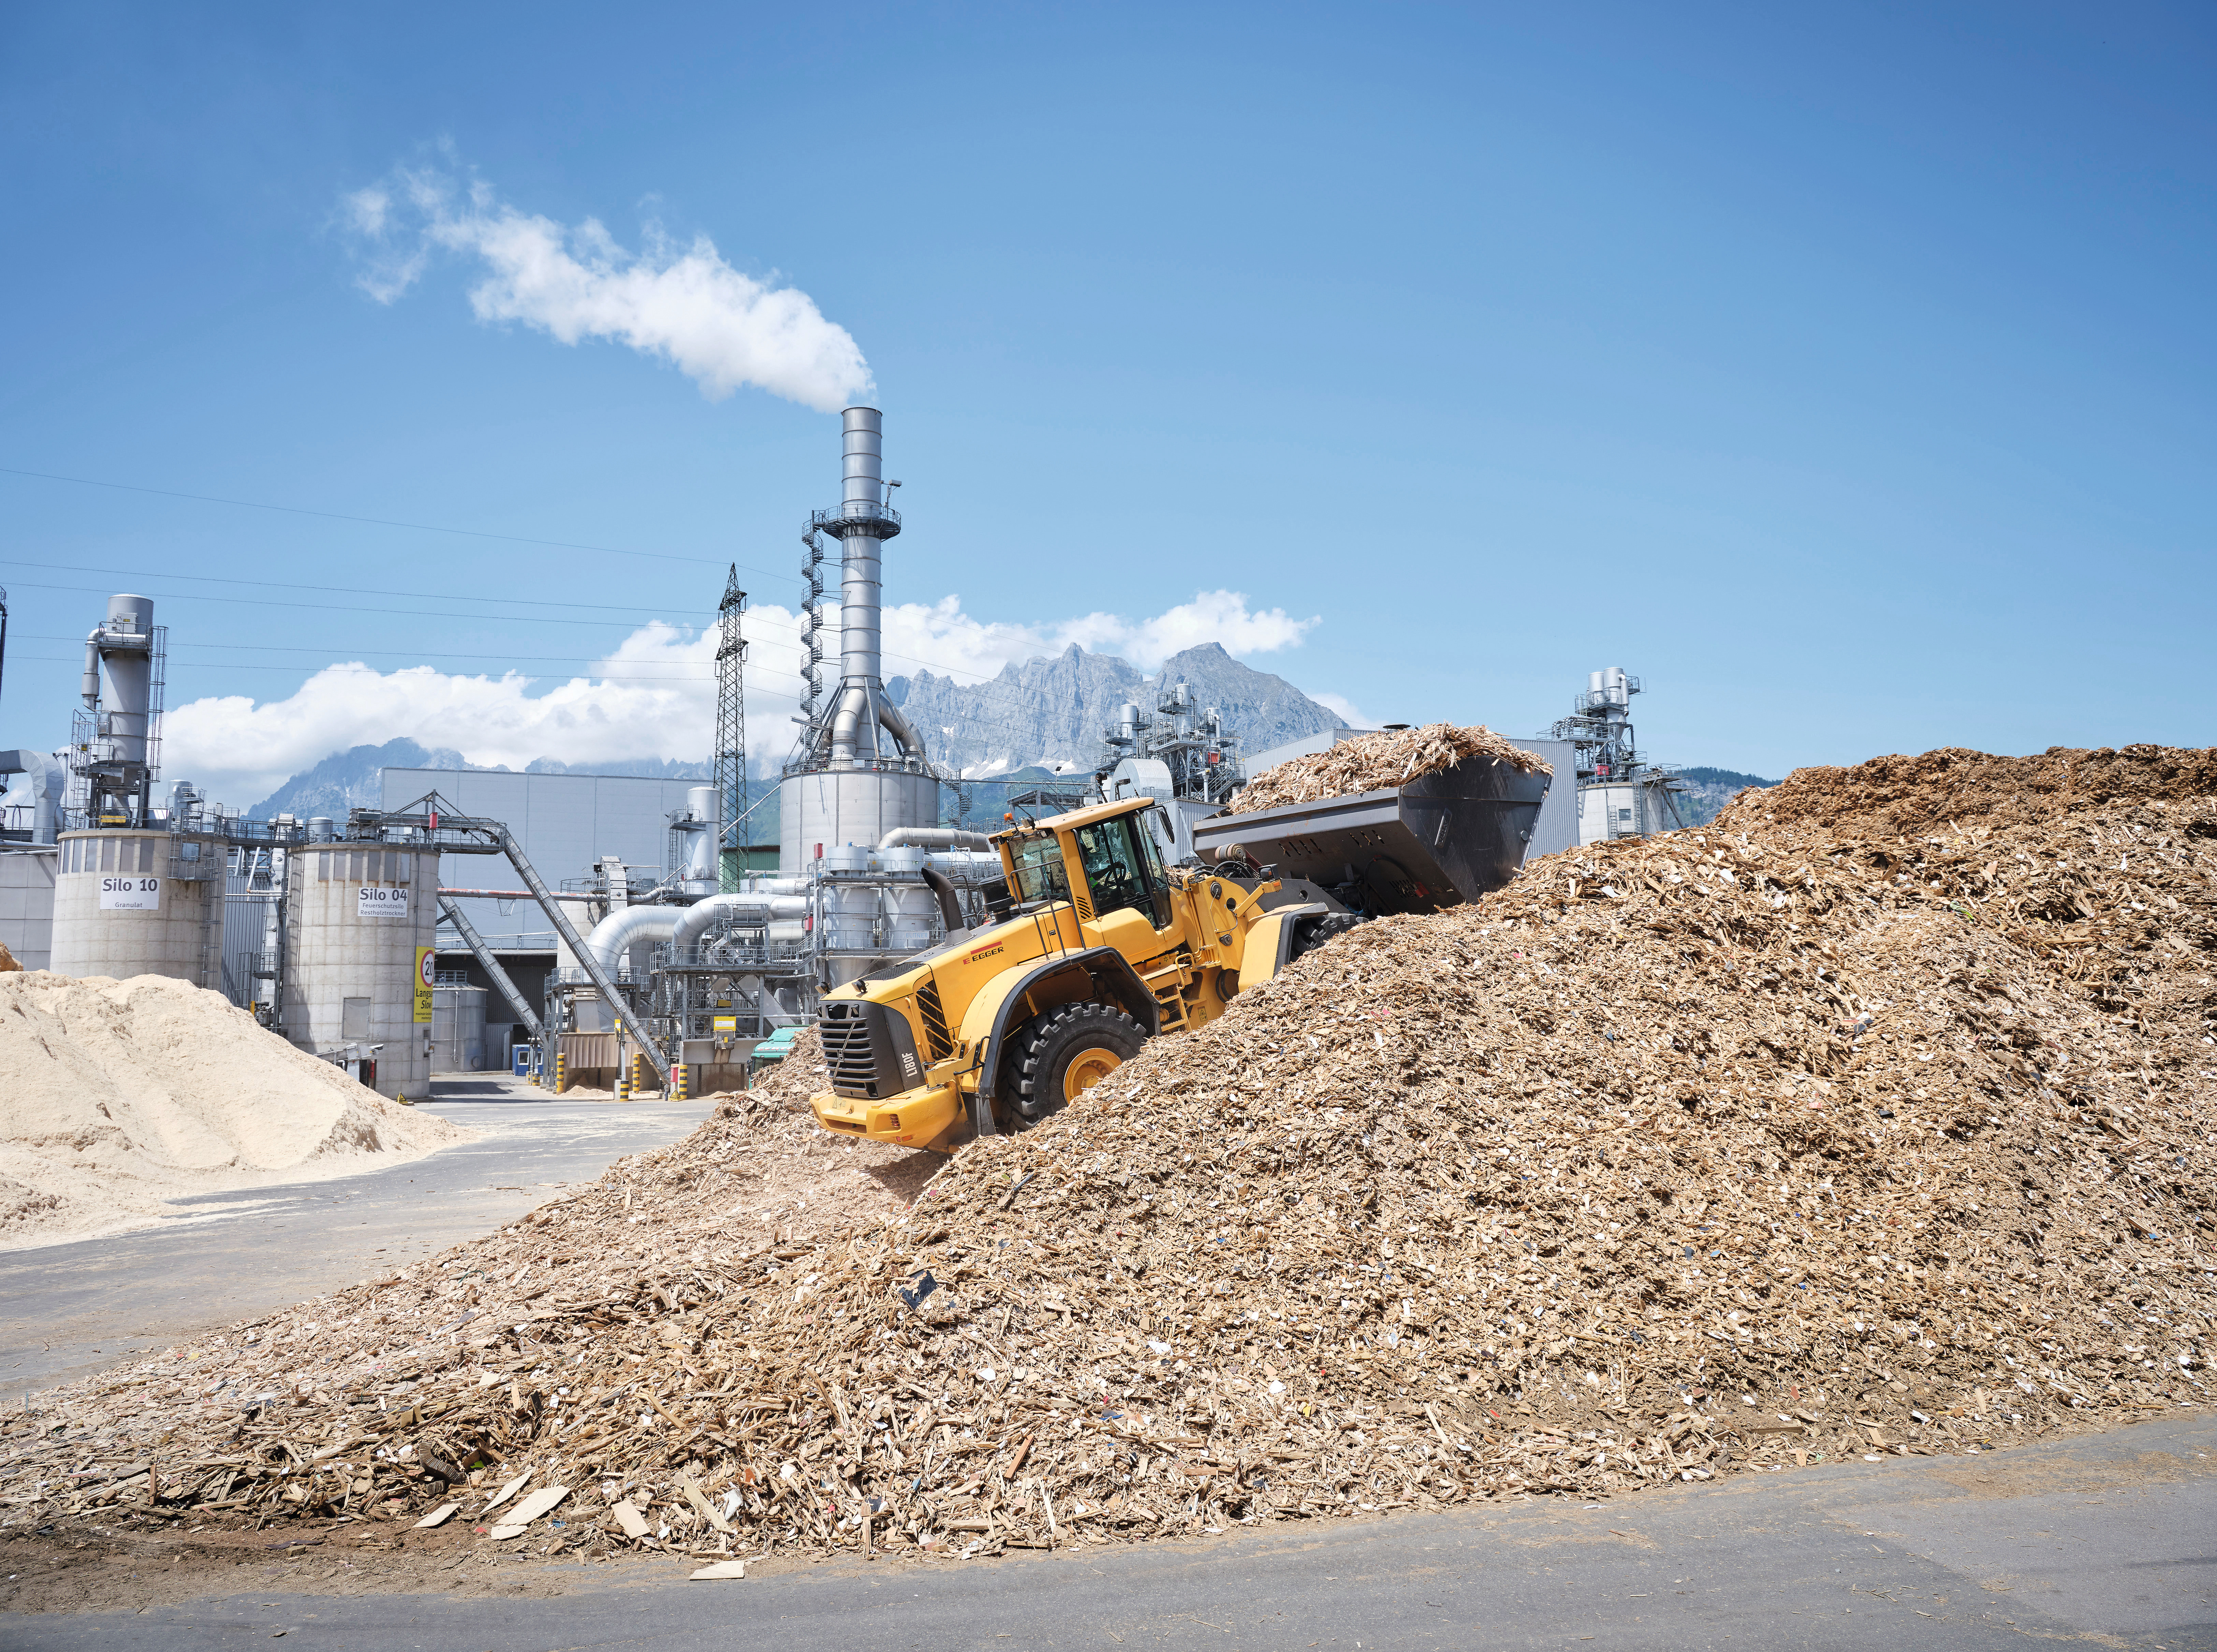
left=582, top=906, right=680, bottom=977
left=879, top=827, right=994, bottom=852
left=671, top=891, right=811, bottom=958
left=0, top=751, right=62, bottom=844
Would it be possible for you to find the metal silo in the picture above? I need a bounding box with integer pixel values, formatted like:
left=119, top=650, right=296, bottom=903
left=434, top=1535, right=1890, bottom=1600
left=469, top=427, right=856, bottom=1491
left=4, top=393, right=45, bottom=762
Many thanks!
left=282, top=840, right=440, bottom=1101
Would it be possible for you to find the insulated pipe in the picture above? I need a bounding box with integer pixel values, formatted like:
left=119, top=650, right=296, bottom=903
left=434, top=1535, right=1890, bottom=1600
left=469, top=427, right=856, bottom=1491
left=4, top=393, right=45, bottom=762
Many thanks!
left=582, top=905, right=679, bottom=978
left=671, top=891, right=811, bottom=958
left=0, top=750, right=62, bottom=844
left=926, top=850, right=1003, bottom=880
left=728, top=876, right=807, bottom=897
left=876, top=692, right=924, bottom=763
left=829, top=682, right=869, bottom=767
left=879, top=827, right=995, bottom=852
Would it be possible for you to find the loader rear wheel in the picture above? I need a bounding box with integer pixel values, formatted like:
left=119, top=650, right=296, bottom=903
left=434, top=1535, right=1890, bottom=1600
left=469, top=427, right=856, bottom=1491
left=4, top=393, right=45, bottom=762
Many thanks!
left=1001, top=1002, right=1147, bottom=1131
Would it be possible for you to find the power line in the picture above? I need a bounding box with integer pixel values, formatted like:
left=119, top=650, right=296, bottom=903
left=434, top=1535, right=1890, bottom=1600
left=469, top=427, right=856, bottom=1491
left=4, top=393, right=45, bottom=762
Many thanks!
left=0, top=464, right=792, bottom=576
left=7, top=573, right=1042, bottom=689
left=0, top=558, right=703, bottom=618
left=0, top=577, right=687, bottom=631
left=6, top=644, right=1067, bottom=749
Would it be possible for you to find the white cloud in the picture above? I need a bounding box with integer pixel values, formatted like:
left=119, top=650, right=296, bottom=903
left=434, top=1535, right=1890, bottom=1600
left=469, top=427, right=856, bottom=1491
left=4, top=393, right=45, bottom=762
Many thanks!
left=162, top=591, right=1322, bottom=807
left=344, top=160, right=872, bottom=413
left=1307, top=691, right=1375, bottom=729
left=880, top=588, right=1317, bottom=680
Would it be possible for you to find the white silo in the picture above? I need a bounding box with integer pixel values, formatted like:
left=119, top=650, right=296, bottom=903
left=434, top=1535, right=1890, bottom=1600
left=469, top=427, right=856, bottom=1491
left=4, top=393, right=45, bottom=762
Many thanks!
left=282, top=839, right=441, bottom=1102
left=49, top=828, right=219, bottom=986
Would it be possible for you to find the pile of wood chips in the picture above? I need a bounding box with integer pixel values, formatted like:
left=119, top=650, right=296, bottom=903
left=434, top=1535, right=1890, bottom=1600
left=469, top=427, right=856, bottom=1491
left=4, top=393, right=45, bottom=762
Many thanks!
left=1225, top=723, right=1551, bottom=816
left=3, top=748, right=2212, bottom=1572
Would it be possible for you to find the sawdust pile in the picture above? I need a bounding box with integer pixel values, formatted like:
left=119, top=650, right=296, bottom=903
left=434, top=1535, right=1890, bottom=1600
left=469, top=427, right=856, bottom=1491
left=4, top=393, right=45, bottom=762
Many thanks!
left=0, top=939, right=20, bottom=973
left=0, top=972, right=471, bottom=1249
left=3, top=746, right=2212, bottom=1568
left=747, top=1026, right=828, bottom=1112
left=1228, top=723, right=1551, bottom=816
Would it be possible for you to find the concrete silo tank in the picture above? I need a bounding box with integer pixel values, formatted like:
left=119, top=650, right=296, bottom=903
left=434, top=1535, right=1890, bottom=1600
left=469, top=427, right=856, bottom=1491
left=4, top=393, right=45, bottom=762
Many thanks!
left=282, top=840, right=440, bottom=1102
left=49, top=829, right=219, bottom=987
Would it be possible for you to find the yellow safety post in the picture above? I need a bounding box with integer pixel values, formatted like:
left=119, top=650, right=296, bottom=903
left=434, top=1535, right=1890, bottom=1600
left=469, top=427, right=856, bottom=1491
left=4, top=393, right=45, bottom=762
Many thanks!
left=554, top=1047, right=569, bottom=1094
left=673, top=1060, right=689, bottom=1102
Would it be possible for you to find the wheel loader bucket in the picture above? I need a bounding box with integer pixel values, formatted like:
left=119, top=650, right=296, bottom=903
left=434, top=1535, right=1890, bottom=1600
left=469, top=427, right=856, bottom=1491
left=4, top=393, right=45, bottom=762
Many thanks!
left=1190, top=754, right=1549, bottom=915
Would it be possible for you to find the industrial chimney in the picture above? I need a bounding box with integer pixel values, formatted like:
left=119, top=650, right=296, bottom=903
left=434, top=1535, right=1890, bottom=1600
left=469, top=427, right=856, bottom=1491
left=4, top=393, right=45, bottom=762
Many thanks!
left=780, top=408, right=940, bottom=874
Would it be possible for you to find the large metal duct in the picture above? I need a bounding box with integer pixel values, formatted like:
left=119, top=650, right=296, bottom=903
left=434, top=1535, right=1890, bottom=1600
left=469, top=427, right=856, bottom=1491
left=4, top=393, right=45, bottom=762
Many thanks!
left=671, top=891, right=811, bottom=959
left=0, top=750, right=63, bottom=844
left=878, top=827, right=994, bottom=852
left=582, top=905, right=680, bottom=978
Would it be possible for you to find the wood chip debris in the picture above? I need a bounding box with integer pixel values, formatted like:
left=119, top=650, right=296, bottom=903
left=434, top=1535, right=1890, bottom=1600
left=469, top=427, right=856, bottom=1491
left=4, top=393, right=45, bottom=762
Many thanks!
left=2, top=745, right=2212, bottom=1568
left=1226, top=723, right=1551, bottom=816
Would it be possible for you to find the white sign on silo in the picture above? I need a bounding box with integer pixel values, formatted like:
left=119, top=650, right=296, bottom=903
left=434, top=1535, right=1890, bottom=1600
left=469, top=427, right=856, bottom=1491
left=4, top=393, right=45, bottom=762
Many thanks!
left=99, top=874, right=162, bottom=911
left=356, top=884, right=410, bottom=919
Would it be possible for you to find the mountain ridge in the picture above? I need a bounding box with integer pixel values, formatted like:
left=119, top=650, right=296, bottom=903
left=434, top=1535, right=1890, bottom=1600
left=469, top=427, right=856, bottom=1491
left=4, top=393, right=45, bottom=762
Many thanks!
left=887, top=641, right=1346, bottom=777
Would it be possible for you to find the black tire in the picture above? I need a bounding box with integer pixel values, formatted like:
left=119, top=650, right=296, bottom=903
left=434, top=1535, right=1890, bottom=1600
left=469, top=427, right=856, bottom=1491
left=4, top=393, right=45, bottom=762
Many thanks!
left=1287, top=911, right=1363, bottom=965
left=999, top=1001, right=1147, bottom=1131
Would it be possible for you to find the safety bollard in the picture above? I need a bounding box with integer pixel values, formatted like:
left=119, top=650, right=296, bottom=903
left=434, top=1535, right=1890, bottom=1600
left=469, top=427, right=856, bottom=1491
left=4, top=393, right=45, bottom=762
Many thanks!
left=554, top=1049, right=568, bottom=1094
left=674, top=1061, right=689, bottom=1102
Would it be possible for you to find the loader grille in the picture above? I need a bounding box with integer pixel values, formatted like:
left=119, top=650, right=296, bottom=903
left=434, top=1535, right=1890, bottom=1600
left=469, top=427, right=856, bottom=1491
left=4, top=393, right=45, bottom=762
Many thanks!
left=819, top=1002, right=880, bottom=1097
left=916, top=980, right=954, bottom=1062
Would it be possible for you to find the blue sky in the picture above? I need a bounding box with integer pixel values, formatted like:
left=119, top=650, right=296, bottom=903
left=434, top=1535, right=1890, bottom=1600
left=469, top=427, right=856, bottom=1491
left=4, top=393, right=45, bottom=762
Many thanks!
left=1, top=3, right=2209, bottom=805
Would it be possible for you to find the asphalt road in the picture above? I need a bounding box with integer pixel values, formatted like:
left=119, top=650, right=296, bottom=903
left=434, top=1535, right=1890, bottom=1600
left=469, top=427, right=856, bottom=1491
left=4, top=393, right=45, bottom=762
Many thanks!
left=12, top=1413, right=2212, bottom=1651
left=0, top=1076, right=705, bottom=1400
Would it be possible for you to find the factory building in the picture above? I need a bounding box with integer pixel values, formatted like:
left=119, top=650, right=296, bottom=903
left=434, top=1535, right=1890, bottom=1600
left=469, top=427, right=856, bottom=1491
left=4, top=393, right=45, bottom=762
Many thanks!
left=1546, top=667, right=1690, bottom=842
left=0, top=428, right=1700, bottom=1104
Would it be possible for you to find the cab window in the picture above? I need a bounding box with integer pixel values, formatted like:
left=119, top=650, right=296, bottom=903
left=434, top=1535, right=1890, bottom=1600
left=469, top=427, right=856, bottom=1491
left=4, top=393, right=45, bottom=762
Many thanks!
left=1073, top=815, right=1153, bottom=921
left=1005, top=834, right=1070, bottom=907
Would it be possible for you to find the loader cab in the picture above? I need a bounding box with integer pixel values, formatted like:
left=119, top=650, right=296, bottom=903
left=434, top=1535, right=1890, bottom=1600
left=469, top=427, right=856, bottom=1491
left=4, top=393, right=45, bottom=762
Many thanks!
left=1067, top=806, right=1176, bottom=933
left=990, top=797, right=1185, bottom=967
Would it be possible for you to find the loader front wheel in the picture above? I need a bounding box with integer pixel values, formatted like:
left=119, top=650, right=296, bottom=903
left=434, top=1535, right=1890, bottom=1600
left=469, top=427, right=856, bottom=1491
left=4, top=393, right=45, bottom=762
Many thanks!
left=1003, top=1002, right=1147, bottom=1130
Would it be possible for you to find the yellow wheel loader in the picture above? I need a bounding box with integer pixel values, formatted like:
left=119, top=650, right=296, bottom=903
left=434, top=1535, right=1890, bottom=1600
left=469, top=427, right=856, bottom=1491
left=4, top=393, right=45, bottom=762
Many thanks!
left=809, top=754, right=1547, bottom=1149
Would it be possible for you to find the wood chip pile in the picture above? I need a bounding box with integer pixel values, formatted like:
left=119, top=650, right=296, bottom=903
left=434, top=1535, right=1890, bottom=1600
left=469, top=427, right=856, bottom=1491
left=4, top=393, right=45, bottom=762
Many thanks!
left=1226, top=723, right=1551, bottom=816
left=3, top=747, right=2212, bottom=1569
left=1748, top=743, right=2217, bottom=837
